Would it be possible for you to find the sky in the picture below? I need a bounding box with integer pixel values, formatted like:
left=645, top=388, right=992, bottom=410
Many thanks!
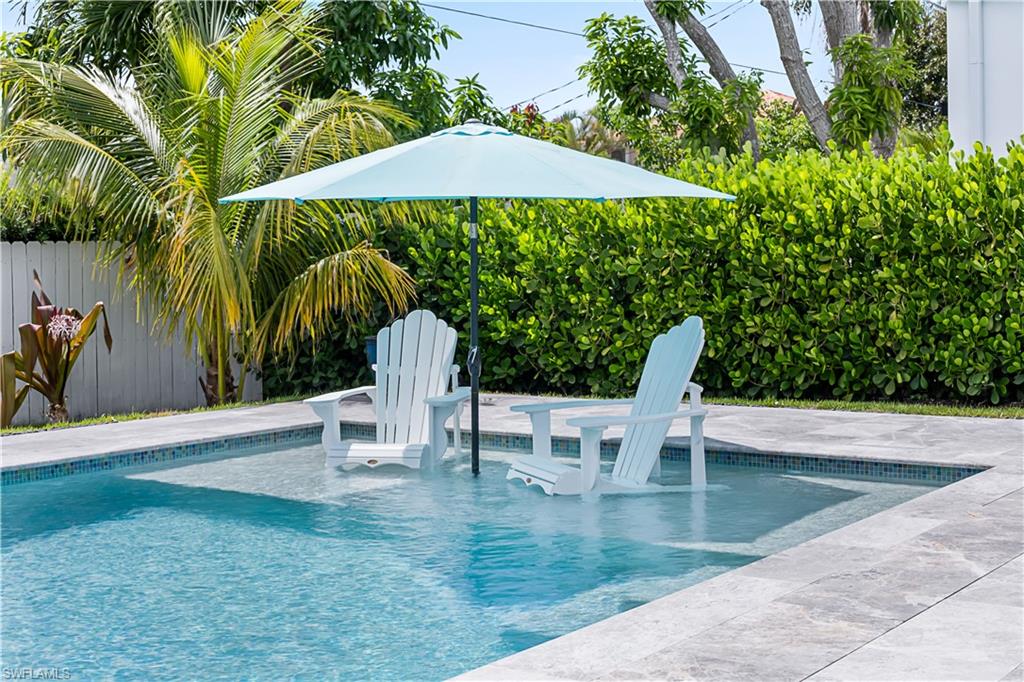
left=0, top=1, right=26, bottom=32
left=1, top=0, right=837, bottom=117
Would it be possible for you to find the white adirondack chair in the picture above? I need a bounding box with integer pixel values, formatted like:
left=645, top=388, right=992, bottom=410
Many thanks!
left=506, top=316, right=707, bottom=495
left=305, top=310, right=469, bottom=470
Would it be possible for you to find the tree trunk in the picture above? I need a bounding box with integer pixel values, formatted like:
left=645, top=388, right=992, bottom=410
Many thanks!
left=643, top=0, right=687, bottom=88
left=819, top=0, right=863, bottom=81
left=874, top=25, right=894, bottom=49
left=677, top=9, right=761, bottom=161
left=646, top=92, right=673, bottom=111
left=872, top=131, right=897, bottom=158
left=644, top=0, right=762, bottom=161
left=199, top=344, right=237, bottom=406
left=761, top=0, right=833, bottom=151
left=869, top=5, right=897, bottom=156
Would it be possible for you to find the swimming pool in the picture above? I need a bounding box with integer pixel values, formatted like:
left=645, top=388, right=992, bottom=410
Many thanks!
left=1, top=444, right=940, bottom=680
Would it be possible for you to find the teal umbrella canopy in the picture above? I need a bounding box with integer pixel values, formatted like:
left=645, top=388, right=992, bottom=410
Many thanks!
left=220, top=122, right=733, bottom=203
left=221, top=121, right=732, bottom=477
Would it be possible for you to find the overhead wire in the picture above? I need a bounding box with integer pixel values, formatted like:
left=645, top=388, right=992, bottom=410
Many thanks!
left=421, top=3, right=808, bottom=110
left=419, top=3, right=585, bottom=37
left=540, top=93, right=589, bottom=116
left=700, top=0, right=748, bottom=23
left=705, top=0, right=753, bottom=28
left=503, top=78, right=582, bottom=111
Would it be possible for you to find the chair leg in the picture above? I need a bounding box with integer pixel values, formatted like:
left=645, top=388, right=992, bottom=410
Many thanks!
left=450, top=367, right=462, bottom=456
left=530, top=411, right=552, bottom=458
left=690, top=413, right=707, bottom=491
left=580, top=426, right=603, bottom=493
left=453, top=404, right=462, bottom=456
left=308, top=401, right=342, bottom=450
left=429, top=404, right=456, bottom=465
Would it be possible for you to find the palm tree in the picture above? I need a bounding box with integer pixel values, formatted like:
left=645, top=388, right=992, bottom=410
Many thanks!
left=551, top=110, right=621, bottom=158
left=1, top=0, right=416, bottom=405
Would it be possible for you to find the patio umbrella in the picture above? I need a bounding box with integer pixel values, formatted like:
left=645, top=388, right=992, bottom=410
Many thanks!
left=221, top=121, right=733, bottom=476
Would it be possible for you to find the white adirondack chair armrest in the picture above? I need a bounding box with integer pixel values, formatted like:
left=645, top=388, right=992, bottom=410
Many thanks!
left=686, top=382, right=704, bottom=406
left=509, top=398, right=634, bottom=414
left=304, top=386, right=376, bottom=405
left=566, top=407, right=707, bottom=430
left=423, top=386, right=471, bottom=462
left=305, top=386, right=376, bottom=452
left=567, top=407, right=708, bottom=490
left=424, top=386, right=471, bottom=406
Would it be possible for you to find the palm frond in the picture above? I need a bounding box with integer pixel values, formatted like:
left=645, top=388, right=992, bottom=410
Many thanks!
left=4, top=59, right=171, bottom=174
left=1, top=119, right=162, bottom=241
left=253, top=241, right=415, bottom=363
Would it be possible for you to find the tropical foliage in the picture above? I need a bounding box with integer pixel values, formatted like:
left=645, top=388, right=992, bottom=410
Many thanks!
left=579, top=13, right=762, bottom=168
left=7, top=0, right=470, bottom=138
left=584, top=1, right=927, bottom=160
left=826, top=34, right=914, bottom=151
left=550, top=111, right=621, bottom=157
left=269, top=136, right=1024, bottom=405
left=1, top=271, right=112, bottom=425
left=446, top=74, right=505, bottom=126
left=1, top=0, right=416, bottom=405
left=755, top=99, right=818, bottom=160
left=11, top=0, right=458, bottom=90
left=902, top=8, right=948, bottom=130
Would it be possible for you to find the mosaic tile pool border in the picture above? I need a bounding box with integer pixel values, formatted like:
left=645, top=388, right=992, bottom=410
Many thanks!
left=1, top=420, right=985, bottom=486
left=437, top=428, right=985, bottom=483
left=1, top=425, right=323, bottom=486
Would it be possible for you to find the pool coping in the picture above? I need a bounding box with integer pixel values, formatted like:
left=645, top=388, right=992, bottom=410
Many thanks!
left=1, top=397, right=1021, bottom=680
left=0, top=418, right=985, bottom=485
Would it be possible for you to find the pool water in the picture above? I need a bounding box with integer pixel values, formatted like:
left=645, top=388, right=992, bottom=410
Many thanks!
left=1, top=445, right=938, bottom=680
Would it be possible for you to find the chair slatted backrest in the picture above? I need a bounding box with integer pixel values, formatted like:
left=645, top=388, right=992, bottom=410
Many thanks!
left=611, top=316, right=705, bottom=485
left=374, top=311, right=458, bottom=444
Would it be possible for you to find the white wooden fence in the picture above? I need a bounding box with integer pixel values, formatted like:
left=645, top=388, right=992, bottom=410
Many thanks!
left=1, top=241, right=261, bottom=426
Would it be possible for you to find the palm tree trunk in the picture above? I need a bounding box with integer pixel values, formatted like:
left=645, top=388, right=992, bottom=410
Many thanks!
left=47, top=402, right=69, bottom=423
left=199, top=328, right=237, bottom=406
left=236, top=363, right=248, bottom=404
left=217, top=320, right=226, bottom=404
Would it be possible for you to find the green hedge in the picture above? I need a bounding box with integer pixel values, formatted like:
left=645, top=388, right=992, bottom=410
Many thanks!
left=267, top=141, right=1024, bottom=404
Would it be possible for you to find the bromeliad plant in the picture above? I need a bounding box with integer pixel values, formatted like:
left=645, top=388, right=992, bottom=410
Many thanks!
left=0, top=271, right=113, bottom=425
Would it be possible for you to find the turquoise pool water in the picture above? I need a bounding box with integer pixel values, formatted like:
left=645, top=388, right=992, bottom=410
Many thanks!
left=1, top=445, right=938, bottom=680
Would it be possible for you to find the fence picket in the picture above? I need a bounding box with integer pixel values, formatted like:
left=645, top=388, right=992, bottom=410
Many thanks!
left=1, top=242, right=17, bottom=424
left=0, top=242, right=258, bottom=426
left=23, top=242, right=46, bottom=423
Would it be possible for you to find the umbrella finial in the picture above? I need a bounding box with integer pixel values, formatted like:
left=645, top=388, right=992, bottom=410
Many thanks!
left=464, top=118, right=483, bottom=125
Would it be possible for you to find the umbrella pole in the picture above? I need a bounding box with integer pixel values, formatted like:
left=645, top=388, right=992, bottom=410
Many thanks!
left=469, top=196, right=481, bottom=476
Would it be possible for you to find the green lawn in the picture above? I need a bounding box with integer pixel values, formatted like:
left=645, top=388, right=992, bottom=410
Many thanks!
left=2, top=393, right=1021, bottom=436
left=705, top=396, right=1024, bottom=419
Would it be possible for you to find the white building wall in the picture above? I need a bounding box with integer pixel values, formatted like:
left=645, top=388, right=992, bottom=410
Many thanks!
left=947, top=0, right=1024, bottom=157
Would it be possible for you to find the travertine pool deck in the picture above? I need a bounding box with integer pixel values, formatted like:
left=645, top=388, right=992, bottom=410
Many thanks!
left=2, top=397, right=1022, bottom=681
